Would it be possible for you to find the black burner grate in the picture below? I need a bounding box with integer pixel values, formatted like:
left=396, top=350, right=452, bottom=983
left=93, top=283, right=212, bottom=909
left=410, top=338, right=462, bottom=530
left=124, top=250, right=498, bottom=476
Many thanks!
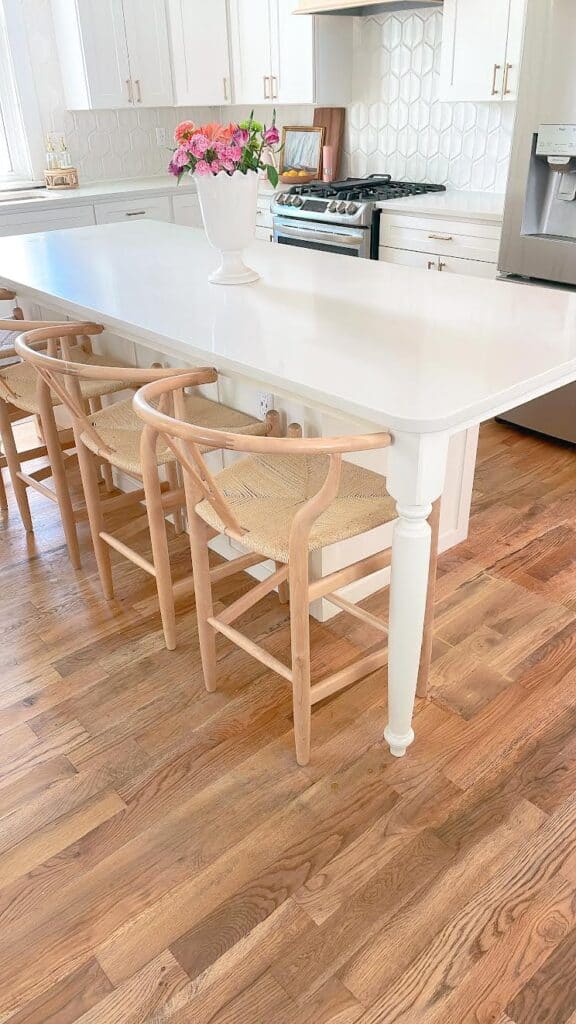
left=289, top=175, right=446, bottom=202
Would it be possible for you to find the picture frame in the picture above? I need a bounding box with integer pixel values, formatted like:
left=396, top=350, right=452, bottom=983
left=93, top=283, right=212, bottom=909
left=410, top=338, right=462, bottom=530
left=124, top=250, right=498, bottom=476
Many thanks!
left=279, top=125, right=326, bottom=183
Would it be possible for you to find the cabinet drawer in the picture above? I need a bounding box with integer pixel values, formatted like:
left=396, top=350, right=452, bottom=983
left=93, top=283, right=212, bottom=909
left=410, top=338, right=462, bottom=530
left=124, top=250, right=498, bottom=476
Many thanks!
left=94, top=196, right=172, bottom=224
left=0, top=204, right=95, bottom=236
left=379, top=246, right=497, bottom=279
left=379, top=214, right=501, bottom=263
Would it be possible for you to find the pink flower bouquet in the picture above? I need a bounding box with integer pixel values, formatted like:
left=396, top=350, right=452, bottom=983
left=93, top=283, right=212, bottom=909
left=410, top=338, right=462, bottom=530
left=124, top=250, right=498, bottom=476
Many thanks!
left=169, top=112, right=281, bottom=187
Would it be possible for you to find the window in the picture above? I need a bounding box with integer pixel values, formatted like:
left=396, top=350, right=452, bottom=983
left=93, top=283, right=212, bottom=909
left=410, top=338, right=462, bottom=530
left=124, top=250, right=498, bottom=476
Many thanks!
left=0, top=0, right=43, bottom=186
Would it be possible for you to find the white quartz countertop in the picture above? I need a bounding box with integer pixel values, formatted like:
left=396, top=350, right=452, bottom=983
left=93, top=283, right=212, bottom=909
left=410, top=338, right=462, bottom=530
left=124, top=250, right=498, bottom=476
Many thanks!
left=0, top=220, right=574, bottom=434
left=0, top=176, right=280, bottom=216
left=377, top=189, right=505, bottom=222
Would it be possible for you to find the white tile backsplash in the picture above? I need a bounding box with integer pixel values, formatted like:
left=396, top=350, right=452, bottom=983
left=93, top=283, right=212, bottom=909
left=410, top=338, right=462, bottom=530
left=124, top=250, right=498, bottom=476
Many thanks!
left=343, top=9, right=515, bottom=191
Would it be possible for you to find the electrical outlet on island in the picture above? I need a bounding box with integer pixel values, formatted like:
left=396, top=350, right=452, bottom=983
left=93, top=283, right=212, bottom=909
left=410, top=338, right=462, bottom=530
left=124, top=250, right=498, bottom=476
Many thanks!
left=257, top=392, right=275, bottom=419
left=155, top=127, right=169, bottom=147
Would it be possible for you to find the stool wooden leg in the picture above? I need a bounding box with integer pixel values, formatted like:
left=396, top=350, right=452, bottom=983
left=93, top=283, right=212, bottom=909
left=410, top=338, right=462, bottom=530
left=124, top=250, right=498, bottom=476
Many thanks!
left=141, top=428, right=177, bottom=650
left=0, top=463, right=7, bottom=510
left=276, top=561, right=289, bottom=604
left=0, top=400, right=32, bottom=531
left=188, top=512, right=217, bottom=692
left=38, top=388, right=81, bottom=569
left=165, top=461, right=184, bottom=535
left=76, top=437, right=114, bottom=600
left=288, top=544, right=312, bottom=766
left=89, top=398, right=114, bottom=492
left=416, top=498, right=441, bottom=699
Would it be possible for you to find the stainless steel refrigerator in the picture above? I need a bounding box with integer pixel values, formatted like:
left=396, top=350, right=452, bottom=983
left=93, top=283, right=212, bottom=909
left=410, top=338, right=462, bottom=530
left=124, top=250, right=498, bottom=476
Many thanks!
left=498, top=0, right=576, bottom=442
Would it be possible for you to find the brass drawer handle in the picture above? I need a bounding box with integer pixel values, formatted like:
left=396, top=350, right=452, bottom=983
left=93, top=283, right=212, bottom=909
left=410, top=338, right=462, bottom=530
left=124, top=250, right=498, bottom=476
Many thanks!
left=428, top=233, right=453, bottom=241
left=135, top=79, right=142, bottom=103
left=263, top=75, right=270, bottom=100
left=503, top=63, right=513, bottom=95
left=126, top=78, right=134, bottom=103
left=491, top=63, right=501, bottom=96
left=125, top=210, right=146, bottom=217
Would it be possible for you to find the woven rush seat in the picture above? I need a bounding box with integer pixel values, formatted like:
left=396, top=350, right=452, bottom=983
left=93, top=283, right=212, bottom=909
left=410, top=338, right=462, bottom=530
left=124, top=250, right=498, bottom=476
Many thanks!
left=80, top=394, right=267, bottom=474
left=195, top=453, right=398, bottom=563
left=0, top=348, right=130, bottom=414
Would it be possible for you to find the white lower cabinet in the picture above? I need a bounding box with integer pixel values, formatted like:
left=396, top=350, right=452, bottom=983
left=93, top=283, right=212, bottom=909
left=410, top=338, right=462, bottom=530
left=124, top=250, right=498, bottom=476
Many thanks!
left=94, top=196, right=172, bottom=225
left=379, top=211, right=501, bottom=279
left=379, top=246, right=497, bottom=279
left=172, top=193, right=203, bottom=228
left=0, top=204, right=95, bottom=237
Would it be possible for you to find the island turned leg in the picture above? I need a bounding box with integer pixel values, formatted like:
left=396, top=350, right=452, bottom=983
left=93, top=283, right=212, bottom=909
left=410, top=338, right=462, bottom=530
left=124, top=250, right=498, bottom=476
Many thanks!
left=384, top=431, right=449, bottom=758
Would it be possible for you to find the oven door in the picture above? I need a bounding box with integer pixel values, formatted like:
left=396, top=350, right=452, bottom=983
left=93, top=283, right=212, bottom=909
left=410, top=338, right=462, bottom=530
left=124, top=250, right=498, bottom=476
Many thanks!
left=273, top=216, right=371, bottom=259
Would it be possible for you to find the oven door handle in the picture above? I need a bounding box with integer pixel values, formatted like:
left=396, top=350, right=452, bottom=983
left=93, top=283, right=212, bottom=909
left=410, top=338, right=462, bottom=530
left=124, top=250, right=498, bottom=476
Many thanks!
left=276, top=225, right=365, bottom=247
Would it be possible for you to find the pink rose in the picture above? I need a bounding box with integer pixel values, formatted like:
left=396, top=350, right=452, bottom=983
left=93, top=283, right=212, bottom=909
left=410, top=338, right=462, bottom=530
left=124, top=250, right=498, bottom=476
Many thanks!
left=263, top=125, right=280, bottom=146
left=174, top=120, right=195, bottom=143
left=168, top=158, right=182, bottom=177
left=210, top=159, right=221, bottom=174
left=195, top=160, right=211, bottom=176
left=188, top=133, right=209, bottom=158
left=225, top=143, right=242, bottom=162
left=221, top=159, right=235, bottom=173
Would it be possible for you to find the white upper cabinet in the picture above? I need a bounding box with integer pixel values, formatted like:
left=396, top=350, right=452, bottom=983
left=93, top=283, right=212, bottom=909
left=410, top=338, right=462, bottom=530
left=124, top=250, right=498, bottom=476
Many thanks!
left=168, top=0, right=232, bottom=106
left=228, top=0, right=272, bottom=105
left=122, top=0, right=173, bottom=107
left=229, top=0, right=351, bottom=105
left=51, top=0, right=173, bottom=109
left=440, top=0, right=527, bottom=103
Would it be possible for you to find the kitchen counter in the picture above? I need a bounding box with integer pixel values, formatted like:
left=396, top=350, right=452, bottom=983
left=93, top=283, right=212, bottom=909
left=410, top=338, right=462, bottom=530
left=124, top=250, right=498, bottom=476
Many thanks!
left=0, top=219, right=571, bottom=434
left=0, top=176, right=280, bottom=217
left=1, top=219, right=574, bottom=758
left=377, top=189, right=505, bottom=223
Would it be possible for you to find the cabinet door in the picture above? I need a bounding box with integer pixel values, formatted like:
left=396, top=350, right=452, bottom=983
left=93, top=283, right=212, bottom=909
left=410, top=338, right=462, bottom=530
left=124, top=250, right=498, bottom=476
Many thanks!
left=75, top=0, right=132, bottom=108
left=269, top=0, right=314, bottom=103
left=168, top=0, right=231, bottom=105
left=122, top=0, right=173, bottom=106
left=228, top=0, right=272, bottom=105
left=379, top=246, right=496, bottom=279
left=502, top=0, right=526, bottom=102
left=172, top=193, right=204, bottom=228
left=440, top=0, right=510, bottom=102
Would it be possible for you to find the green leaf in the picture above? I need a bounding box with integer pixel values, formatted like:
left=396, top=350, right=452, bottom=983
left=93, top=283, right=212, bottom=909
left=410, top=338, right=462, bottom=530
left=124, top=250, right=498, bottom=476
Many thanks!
left=266, top=165, right=279, bottom=188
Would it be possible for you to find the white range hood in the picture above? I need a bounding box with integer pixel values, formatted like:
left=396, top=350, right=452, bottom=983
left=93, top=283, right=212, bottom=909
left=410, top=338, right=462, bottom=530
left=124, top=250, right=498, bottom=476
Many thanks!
left=295, top=0, right=442, bottom=13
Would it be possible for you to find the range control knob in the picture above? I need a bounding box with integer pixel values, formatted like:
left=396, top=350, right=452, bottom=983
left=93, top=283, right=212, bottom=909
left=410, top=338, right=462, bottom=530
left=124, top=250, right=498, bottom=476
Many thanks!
left=328, top=200, right=338, bottom=213
left=337, top=201, right=348, bottom=214
left=276, top=194, right=286, bottom=205
left=292, top=196, right=304, bottom=208
left=347, top=202, right=359, bottom=215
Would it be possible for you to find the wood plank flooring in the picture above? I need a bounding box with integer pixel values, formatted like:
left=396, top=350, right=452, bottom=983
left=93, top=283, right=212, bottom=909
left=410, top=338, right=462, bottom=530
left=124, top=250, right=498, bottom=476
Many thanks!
left=0, top=418, right=575, bottom=1023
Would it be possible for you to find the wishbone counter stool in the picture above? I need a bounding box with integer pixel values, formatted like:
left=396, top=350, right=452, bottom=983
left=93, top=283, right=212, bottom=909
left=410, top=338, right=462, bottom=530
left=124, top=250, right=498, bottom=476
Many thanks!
left=0, top=316, right=133, bottom=566
left=16, top=326, right=270, bottom=650
left=134, top=375, right=441, bottom=765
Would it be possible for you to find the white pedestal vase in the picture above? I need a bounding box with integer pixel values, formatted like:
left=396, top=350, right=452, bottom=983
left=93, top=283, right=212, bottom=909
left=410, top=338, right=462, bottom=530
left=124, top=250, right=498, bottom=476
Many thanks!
left=194, top=169, right=260, bottom=285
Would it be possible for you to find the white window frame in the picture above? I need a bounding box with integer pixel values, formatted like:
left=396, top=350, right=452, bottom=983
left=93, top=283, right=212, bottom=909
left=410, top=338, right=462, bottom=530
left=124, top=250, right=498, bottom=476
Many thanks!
left=0, top=0, right=45, bottom=187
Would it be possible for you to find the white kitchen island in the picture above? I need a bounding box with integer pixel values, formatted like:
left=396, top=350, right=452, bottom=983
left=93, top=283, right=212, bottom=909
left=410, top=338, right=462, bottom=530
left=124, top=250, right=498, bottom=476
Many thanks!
left=1, top=220, right=575, bottom=758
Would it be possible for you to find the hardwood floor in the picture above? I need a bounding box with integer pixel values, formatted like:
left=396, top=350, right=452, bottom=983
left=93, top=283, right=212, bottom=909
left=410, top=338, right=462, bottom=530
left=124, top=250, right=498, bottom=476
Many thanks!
left=0, top=418, right=575, bottom=1023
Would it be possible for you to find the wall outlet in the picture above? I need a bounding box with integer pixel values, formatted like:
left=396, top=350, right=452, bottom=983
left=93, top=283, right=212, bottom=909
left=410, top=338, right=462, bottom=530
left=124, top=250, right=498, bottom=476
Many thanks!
left=155, top=126, right=169, bottom=148
left=257, top=392, right=275, bottom=419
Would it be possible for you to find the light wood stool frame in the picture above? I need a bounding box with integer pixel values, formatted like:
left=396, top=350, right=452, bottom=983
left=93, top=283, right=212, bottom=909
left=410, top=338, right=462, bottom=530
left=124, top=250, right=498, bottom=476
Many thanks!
left=134, top=375, right=440, bottom=765
left=16, top=325, right=223, bottom=650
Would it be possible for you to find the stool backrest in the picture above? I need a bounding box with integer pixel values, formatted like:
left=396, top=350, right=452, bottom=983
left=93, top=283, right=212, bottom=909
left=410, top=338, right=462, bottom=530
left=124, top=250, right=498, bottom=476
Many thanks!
left=15, top=325, right=218, bottom=462
left=133, top=374, right=392, bottom=544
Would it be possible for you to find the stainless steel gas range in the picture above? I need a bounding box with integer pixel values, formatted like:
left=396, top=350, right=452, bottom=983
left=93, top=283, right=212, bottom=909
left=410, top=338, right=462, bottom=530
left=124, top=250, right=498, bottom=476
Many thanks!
left=271, top=175, right=446, bottom=259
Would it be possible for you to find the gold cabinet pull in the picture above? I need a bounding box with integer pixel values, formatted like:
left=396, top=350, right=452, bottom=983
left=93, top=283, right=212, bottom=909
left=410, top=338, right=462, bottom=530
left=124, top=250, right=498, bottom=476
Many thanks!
left=503, top=63, right=513, bottom=95
left=223, top=77, right=229, bottom=101
left=491, top=63, right=501, bottom=96
left=126, top=79, right=134, bottom=103
left=271, top=75, right=278, bottom=99
left=263, top=75, right=270, bottom=99
left=135, top=79, right=142, bottom=103
left=428, top=233, right=453, bottom=241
